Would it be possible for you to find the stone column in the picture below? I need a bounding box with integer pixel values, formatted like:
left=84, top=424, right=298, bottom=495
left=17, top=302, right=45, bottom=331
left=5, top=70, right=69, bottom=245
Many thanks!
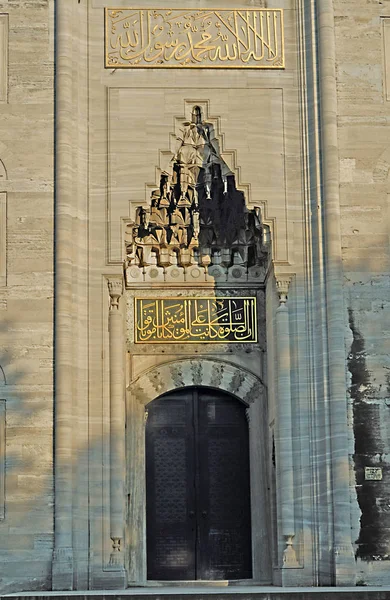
left=107, top=277, right=126, bottom=580
left=52, top=0, right=74, bottom=590
left=317, top=0, right=356, bottom=585
left=275, top=278, right=299, bottom=569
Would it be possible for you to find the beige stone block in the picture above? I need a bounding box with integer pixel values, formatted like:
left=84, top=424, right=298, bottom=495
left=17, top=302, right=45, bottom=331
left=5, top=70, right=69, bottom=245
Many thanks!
left=6, top=272, right=53, bottom=290
left=342, top=233, right=389, bottom=249
left=2, top=534, right=35, bottom=550
left=0, top=14, right=8, bottom=103
left=0, top=558, right=51, bottom=577
left=16, top=474, right=52, bottom=496
left=6, top=402, right=52, bottom=428
left=0, top=192, right=6, bottom=286
left=0, top=400, right=4, bottom=520
left=341, top=207, right=388, bottom=236
left=6, top=425, right=51, bottom=442
left=382, top=17, right=390, bottom=101
left=340, top=158, right=356, bottom=183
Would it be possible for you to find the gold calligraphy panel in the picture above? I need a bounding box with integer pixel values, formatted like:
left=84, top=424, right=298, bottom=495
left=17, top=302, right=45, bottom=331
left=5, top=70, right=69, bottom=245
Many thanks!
left=135, top=297, right=257, bottom=343
left=105, top=8, right=284, bottom=69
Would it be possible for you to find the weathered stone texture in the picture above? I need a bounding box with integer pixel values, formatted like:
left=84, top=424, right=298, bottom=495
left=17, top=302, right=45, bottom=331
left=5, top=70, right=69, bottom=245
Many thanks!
left=335, top=0, right=390, bottom=584
left=1, top=0, right=390, bottom=592
left=0, top=0, right=54, bottom=593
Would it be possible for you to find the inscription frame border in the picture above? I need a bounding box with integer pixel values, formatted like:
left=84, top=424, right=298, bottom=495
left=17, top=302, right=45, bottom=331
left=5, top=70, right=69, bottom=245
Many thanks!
left=134, top=296, right=258, bottom=343
left=105, top=7, right=285, bottom=69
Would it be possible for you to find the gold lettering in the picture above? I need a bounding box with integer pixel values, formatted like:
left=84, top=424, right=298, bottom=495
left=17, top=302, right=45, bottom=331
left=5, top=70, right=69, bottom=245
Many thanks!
left=135, top=298, right=257, bottom=343
left=106, top=8, right=284, bottom=68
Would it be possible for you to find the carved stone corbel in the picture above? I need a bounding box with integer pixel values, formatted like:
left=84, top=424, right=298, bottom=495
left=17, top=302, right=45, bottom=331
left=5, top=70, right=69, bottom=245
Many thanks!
left=276, top=277, right=292, bottom=305
left=108, top=277, right=123, bottom=310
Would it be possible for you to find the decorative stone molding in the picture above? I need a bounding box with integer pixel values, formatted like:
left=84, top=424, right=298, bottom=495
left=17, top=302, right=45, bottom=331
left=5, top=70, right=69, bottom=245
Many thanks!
left=275, top=277, right=292, bottom=305
left=146, top=370, right=165, bottom=395
left=129, top=358, right=264, bottom=408
left=108, top=277, right=123, bottom=310
left=244, top=381, right=263, bottom=405
left=210, top=363, right=224, bottom=388
left=131, top=383, right=148, bottom=405
left=283, top=535, right=299, bottom=567
left=169, top=364, right=185, bottom=389
left=230, top=370, right=246, bottom=395
left=190, top=360, right=203, bottom=386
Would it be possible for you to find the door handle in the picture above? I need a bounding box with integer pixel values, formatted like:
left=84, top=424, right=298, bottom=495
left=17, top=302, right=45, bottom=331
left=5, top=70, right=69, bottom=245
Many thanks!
left=201, top=510, right=207, bottom=518
left=189, top=510, right=195, bottom=518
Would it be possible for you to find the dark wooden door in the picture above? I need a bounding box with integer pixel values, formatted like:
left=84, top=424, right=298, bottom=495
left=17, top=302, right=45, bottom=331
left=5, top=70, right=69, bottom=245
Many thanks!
left=146, top=387, right=252, bottom=581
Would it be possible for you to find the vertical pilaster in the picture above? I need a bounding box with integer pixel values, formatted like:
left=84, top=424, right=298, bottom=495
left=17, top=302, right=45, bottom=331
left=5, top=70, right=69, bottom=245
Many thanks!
left=0, top=14, right=8, bottom=103
left=0, top=399, right=5, bottom=520
left=52, top=0, right=75, bottom=590
left=275, top=278, right=299, bottom=570
left=107, top=277, right=126, bottom=585
left=0, top=192, right=6, bottom=287
left=317, top=0, right=356, bottom=585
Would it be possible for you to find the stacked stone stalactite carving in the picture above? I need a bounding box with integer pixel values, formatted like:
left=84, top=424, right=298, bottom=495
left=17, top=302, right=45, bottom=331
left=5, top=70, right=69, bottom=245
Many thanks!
left=125, top=106, right=269, bottom=285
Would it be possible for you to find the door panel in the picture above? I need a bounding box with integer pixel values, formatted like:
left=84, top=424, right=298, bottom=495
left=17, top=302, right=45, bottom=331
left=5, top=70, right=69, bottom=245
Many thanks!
left=198, top=391, right=252, bottom=580
left=146, top=393, right=196, bottom=580
left=146, top=387, right=252, bottom=581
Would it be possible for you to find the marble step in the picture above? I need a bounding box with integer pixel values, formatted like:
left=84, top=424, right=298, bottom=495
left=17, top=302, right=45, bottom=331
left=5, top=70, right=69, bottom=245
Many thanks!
left=4, top=587, right=390, bottom=600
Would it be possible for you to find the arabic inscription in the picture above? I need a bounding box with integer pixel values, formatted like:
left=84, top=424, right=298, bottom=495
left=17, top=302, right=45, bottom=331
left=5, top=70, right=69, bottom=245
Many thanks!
left=135, top=297, right=257, bottom=343
left=106, top=8, right=284, bottom=68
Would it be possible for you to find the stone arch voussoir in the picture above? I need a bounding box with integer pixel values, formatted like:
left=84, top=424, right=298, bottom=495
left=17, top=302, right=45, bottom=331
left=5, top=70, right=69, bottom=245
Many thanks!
left=129, top=358, right=264, bottom=407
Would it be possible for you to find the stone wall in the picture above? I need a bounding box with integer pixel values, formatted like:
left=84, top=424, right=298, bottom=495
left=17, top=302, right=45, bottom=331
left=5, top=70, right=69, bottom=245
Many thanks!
left=0, top=0, right=54, bottom=593
left=334, top=0, right=390, bottom=586
left=1, top=0, right=390, bottom=592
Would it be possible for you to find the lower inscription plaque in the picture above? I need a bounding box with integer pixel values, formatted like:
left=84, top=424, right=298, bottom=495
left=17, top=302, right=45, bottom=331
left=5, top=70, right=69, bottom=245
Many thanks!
left=135, top=297, right=257, bottom=343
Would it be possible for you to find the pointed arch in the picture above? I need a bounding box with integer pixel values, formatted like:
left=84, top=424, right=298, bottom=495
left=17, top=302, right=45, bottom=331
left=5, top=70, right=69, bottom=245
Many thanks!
left=126, top=356, right=270, bottom=583
left=128, top=357, right=264, bottom=408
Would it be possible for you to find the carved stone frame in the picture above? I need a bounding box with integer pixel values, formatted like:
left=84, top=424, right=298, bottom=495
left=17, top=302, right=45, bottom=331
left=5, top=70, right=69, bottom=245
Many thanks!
left=52, top=0, right=357, bottom=589
left=125, top=358, right=271, bottom=584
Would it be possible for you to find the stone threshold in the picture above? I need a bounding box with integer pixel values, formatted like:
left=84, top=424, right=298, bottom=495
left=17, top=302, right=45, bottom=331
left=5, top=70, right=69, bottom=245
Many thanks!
left=4, top=587, right=390, bottom=597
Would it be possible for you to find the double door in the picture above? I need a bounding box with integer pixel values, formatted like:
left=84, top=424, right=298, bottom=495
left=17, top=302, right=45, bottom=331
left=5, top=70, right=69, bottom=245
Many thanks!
left=145, top=387, right=252, bottom=580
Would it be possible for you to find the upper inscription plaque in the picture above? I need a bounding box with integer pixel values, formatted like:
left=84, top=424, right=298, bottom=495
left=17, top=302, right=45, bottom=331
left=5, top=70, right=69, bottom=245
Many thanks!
left=105, top=8, right=284, bottom=68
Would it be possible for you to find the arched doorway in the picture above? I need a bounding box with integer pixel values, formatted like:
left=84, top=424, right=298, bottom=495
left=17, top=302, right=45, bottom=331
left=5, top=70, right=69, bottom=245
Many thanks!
left=145, top=386, right=252, bottom=581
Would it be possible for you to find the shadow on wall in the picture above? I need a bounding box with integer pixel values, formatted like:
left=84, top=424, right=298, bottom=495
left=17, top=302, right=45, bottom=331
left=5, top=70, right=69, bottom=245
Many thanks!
left=0, top=308, right=57, bottom=593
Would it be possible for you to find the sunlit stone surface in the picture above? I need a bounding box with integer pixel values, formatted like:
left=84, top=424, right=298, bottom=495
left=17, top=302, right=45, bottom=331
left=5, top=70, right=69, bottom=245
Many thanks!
left=0, top=0, right=389, bottom=594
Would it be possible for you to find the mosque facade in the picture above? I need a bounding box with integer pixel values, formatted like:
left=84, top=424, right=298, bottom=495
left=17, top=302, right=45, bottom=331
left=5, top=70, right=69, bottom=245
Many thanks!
left=0, top=0, right=389, bottom=593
